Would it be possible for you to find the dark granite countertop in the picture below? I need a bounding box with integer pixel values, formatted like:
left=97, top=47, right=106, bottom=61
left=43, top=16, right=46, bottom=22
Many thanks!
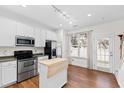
left=33, top=53, right=46, bottom=57
left=0, top=53, right=47, bottom=62
left=0, top=56, right=16, bottom=62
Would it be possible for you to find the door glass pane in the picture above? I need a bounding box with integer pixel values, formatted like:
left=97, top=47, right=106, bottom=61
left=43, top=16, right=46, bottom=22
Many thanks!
left=96, top=38, right=110, bottom=68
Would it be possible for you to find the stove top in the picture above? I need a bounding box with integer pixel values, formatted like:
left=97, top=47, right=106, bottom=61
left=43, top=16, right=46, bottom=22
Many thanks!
left=14, top=50, right=33, bottom=60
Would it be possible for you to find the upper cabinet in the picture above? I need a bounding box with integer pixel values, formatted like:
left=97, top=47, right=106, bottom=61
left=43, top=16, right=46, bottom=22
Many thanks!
left=0, top=17, right=16, bottom=47
left=0, top=16, right=56, bottom=47
left=41, top=29, right=46, bottom=47
left=34, top=28, right=45, bottom=47
left=16, top=22, right=34, bottom=37
left=46, top=30, right=57, bottom=41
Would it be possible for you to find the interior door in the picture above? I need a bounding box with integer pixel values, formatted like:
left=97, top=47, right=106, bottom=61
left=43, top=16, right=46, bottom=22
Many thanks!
left=94, top=34, right=114, bottom=73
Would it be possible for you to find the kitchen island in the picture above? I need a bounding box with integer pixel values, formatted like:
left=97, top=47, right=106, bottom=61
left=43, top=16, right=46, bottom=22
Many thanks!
left=39, top=58, right=68, bottom=88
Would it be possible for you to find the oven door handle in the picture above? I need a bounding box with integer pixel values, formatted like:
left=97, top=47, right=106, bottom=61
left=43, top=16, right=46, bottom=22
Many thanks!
left=18, top=59, right=36, bottom=63
left=24, top=62, right=35, bottom=67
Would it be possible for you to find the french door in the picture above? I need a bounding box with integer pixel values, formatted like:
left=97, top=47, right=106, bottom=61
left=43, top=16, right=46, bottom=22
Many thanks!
left=94, top=34, right=114, bottom=73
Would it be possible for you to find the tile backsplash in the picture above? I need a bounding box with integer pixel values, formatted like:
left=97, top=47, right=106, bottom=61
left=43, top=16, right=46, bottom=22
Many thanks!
left=0, top=47, right=44, bottom=57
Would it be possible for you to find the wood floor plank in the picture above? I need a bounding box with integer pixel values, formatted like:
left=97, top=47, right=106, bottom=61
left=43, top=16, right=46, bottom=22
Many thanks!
left=7, top=65, right=119, bottom=88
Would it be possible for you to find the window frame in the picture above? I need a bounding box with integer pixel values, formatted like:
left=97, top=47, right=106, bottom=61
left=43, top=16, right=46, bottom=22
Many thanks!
left=70, top=32, right=88, bottom=59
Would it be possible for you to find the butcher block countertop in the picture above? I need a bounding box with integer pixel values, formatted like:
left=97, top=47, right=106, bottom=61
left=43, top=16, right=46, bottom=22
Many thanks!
left=39, top=58, right=68, bottom=66
left=39, top=58, right=68, bottom=78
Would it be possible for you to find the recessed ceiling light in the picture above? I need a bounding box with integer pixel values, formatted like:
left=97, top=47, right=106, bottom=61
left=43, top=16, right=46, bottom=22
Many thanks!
left=21, top=5, right=27, bottom=7
left=59, top=24, right=63, bottom=27
left=69, top=21, right=72, bottom=24
left=73, top=24, right=78, bottom=27
left=88, top=14, right=92, bottom=17
left=62, top=11, right=66, bottom=15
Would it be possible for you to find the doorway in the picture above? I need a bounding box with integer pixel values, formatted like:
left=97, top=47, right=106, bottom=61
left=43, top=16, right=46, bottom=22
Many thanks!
left=94, top=34, right=114, bottom=73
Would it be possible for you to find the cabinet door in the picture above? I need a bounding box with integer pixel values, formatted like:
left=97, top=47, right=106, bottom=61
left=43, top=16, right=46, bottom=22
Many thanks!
left=52, top=31, right=57, bottom=41
left=24, top=25, right=34, bottom=37
left=46, top=30, right=57, bottom=41
left=41, top=30, right=45, bottom=47
left=0, top=64, right=2, bottom=87
left=1, top=61, right=17, bottom=86
left=35, top=28, right=45, bottom=47
left=35, top=28, right=42, bottom=47
left=16, top=22, right=34, bottom=37
left=0, top=17, right=16, bottom=46
left=16, top=22, right=25, bottom=36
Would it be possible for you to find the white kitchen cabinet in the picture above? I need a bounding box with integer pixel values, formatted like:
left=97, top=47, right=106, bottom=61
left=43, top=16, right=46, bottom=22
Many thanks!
left=0, top=17, right=16, bottom=46
left=46, top=30, right=57, bottom=41
left=41, top=30, right=46, bottom=47
left=0, top=64, right=2, bottom=87
left=16, top=22, right=34, bottom=37
left=37, top=56, right=48, bottom=73
left=35, top=28, right=45, bottom=47
left=1, top=61, right=17, bottom=86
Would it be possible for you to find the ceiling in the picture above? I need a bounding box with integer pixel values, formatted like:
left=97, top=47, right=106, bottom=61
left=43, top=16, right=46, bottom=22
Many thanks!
left=1, top=5, right=124, bottom=31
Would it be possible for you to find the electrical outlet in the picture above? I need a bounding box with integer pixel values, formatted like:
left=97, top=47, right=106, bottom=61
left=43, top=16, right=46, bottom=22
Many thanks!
left=115, top=70, right=118, bottom=73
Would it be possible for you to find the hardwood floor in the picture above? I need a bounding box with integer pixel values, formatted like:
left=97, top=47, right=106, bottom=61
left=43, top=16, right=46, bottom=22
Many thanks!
left=64, top=65, right=119, bottom=88
left=8, top=65, right=119, bottom=88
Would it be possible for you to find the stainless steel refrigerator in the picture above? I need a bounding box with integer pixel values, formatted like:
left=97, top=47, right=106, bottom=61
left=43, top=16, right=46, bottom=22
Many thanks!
left=44, top=40, right=57, bottom=59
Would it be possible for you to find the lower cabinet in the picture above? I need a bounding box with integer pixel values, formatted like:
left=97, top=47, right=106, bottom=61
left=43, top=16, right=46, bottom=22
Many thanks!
left=0, top=61, right=17, bottom=87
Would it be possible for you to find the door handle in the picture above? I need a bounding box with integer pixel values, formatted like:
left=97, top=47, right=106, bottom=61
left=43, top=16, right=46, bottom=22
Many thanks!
left=110, top=54, right=113, bottom=56
left=110, top=52, right=113, bottom=56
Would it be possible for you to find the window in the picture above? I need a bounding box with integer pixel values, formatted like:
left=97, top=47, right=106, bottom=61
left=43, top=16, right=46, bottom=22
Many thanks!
left=70, top=32, right=88, bottom=58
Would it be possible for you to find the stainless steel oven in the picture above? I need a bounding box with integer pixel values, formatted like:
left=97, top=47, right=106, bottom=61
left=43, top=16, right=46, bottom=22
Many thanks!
left=17, top=58, right=37, bottom=82
left=14, top=50, right=38, bottom=82
left=15, top=36, right=35, bottom=47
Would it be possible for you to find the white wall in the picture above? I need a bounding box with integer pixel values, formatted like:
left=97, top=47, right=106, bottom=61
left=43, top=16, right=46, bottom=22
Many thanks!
left=117, top=56, right=124, bottom=87
left=57, top=29, right=69, bottom=58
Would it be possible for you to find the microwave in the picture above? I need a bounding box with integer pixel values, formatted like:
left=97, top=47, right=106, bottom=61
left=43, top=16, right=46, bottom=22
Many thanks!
left=15, top=36, right=35, bottom=47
